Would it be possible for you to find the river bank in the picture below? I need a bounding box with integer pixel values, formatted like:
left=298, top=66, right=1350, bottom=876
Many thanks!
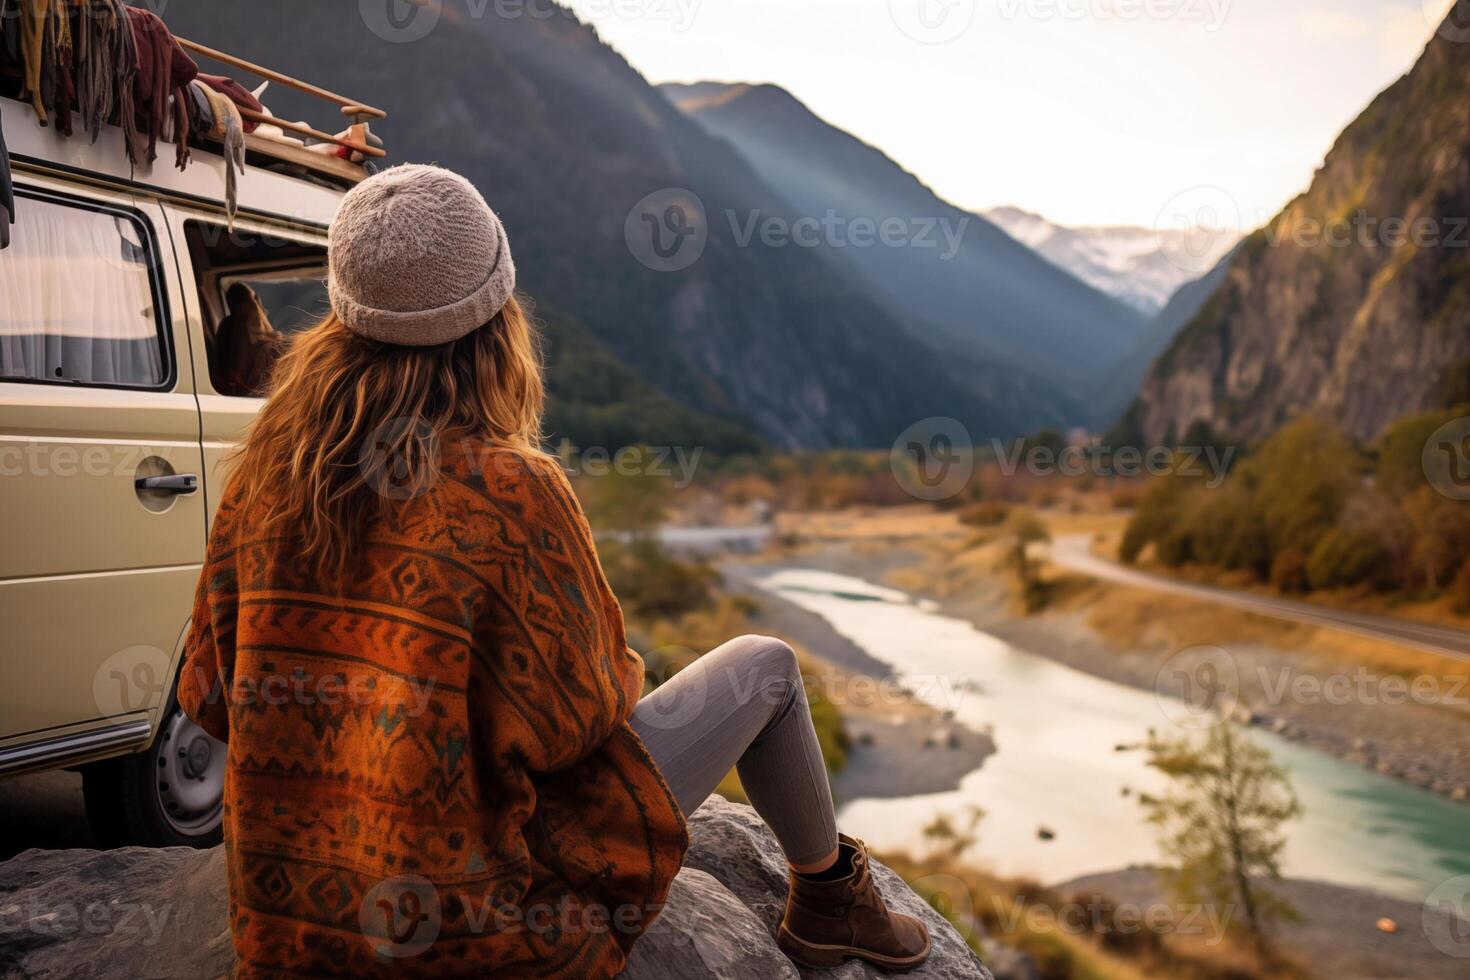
left=1057, top=866, right=1470, bottom=980
left=708, top=513, right=1470, bottom=894
left=716, top=542, right=1470, bottom=974
left=741, top=507, right=1470, bottom=808
left=720, top=560, right=995, bottom=804
left=927, top=536, right=1470, bottom=808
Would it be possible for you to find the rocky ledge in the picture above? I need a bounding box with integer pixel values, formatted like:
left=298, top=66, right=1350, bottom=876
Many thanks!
left=0, top=797, right=990, bottom=979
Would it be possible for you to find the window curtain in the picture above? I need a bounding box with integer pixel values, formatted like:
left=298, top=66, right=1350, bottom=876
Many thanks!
left=0, top=197, right=163, bottom=386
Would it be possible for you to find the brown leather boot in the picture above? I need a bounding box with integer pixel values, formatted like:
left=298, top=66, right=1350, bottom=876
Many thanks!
left=777, top=834, right=932, bottom=971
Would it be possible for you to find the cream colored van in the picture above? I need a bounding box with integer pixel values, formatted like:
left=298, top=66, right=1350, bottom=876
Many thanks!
left=0, top=55, right=383, bottom=847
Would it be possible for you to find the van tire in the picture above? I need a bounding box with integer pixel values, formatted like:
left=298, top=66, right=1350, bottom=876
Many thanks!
left=82, top=698, right=225, bottom=849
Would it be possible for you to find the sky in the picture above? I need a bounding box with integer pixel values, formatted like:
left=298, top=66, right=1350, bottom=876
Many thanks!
left=564, top=0, right=1456, bottom=229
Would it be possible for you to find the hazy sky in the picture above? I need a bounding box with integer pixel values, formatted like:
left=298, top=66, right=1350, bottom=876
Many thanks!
left=565, top=0, right=1455, bottom=229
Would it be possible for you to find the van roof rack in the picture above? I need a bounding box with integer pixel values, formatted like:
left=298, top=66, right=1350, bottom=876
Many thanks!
left=176, top=38, right=387, bottom=186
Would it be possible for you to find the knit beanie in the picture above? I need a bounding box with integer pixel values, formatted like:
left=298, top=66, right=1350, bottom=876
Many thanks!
left=328, top=164, right=516, bottom=347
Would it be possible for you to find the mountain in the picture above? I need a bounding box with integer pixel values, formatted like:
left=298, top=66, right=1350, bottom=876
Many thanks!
left=661, top=81, right=1149, bottom=431
left=982, top=206, right=1239, bottom=315
left=1121, top=13, right=1470, bottom=447
left=153, top=2, right=1006, bottom=450
left=1095, top=246, right=1240, bottom=416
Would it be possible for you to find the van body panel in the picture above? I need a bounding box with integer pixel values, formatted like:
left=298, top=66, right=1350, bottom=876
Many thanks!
left=0, top=93, right=343, bottom=762
left=0, top=176, right=206, bottom=740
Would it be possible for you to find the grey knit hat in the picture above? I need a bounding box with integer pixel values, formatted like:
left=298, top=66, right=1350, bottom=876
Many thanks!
left=328, top=164, right=516, bottom=347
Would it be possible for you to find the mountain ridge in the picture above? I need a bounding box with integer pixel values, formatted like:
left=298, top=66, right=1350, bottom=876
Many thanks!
left=155, top=1, right=1003, bottom=450
left=1120, top=13, right=1470, bottom=447
left=982, top=205, right=1240, bottom=315
left=662, top=79, right=1150, bottom=431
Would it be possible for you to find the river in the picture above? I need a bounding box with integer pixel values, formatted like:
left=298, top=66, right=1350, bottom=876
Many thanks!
left=754, top=566, right=1470, bottom=903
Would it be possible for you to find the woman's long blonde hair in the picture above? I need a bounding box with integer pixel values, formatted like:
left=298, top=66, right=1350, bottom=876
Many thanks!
left=226, top=295, right=544, bottom=586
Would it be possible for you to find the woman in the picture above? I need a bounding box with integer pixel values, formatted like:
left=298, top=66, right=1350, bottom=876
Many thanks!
left=179, top=165, right=930, bottom=978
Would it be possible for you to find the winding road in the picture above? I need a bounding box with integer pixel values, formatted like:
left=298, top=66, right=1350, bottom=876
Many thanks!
left=1047, top=534, right=1470, bottom=663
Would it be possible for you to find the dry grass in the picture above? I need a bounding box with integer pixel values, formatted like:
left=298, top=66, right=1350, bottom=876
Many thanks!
left=1089, top=511, right=1470, bottom=634
left=1042, top=565, right=1470, bottom=685
left=774, top=505, right=969, bottom=541
left=876, top=849, right=1284, bottom=980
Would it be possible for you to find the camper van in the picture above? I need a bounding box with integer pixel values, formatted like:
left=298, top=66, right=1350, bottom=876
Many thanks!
left=0, top=42, right=383, bottom=847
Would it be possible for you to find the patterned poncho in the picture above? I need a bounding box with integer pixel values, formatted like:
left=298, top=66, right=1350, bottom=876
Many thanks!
left=180, top=442, right=688, bottom=978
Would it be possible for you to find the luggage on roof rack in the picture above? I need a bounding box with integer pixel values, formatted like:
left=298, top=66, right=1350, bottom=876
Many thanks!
left=0, top=0, right=387, bottom=210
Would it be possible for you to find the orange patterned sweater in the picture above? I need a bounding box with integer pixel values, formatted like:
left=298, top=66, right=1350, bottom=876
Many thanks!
left=179, top=441, right=688, bottom=978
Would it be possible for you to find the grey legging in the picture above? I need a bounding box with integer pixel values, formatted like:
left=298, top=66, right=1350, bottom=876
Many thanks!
left=631, top=635, right=839, bottom=867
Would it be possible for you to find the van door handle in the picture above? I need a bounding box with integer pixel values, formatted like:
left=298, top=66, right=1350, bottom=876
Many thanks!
left=135, top=474, right=199, bottom=495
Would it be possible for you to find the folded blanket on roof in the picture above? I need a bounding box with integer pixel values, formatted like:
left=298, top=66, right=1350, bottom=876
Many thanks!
left=17, top=0, right=49, bottom=123
left=190, top=78, right=244, bottom=225
left=73, top=0, right=140, bottom=149
left=197, top=72, right=263, bottom=134
left=126, top=4, right=196, bottom=167
left=39, top=0, right=76, bottom=138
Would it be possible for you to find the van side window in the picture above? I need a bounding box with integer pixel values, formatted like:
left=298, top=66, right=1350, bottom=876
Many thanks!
left=0, top=193, right=167, bottom=388
left=183, top=222, right=328, bottom=398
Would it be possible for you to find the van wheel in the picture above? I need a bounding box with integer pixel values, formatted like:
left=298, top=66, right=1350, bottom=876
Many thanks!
left=82, top=701, right=225, bottom=849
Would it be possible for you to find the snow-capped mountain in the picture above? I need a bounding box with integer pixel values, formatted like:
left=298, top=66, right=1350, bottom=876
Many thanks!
left=983, top=206, right=1240, bottom=315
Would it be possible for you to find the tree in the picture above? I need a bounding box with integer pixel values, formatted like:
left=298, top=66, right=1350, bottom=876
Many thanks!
left=1240, top=416, right=1357, bottom=559
left=1374, top=408, right=1462, bottom=495
left=1119, top=460, right=1202, bottom=564
left=1001, top=510, right=1051, bottom=612
left=578, top=456, right=672, bottom=543
left=1139, top=724, right=1301, bottom=966
left=1306, top=527, right=1388, bottom=590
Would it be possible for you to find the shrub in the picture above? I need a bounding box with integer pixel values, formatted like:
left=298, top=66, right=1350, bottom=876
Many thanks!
left=1188, top=488, right=1271, bottom=579
left=1242, top=416, right=1359, bottom=557
left=1154, top=523, right=1195, bottom=567
left=600, top=539, right=718, bottom=620
left=1375, top=409, right=1463, bottom=495
left=1453, top=558, right=1470, bottom=615
left=1269, top=550, right=1311, bottom=593
left=1120, top=471, right=1195, bottom=563
left=1306, top=528, right=1388, bottom=591
left=960, top=500, right=1011, bottom=527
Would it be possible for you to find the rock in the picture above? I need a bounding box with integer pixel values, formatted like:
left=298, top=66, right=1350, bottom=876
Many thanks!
left=982, top=943, right=1041, bottom=980
left=0, top=797, right=991, bottom=980
left=679, top=797, right=992, bottom=979
left=0, top=845, right=231, bottom=980
left=622, top=869, right=800, bottom=979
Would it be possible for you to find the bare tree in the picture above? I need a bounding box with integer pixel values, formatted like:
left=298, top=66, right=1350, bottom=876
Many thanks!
left=1139, top=723, right=1301, bottom=965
